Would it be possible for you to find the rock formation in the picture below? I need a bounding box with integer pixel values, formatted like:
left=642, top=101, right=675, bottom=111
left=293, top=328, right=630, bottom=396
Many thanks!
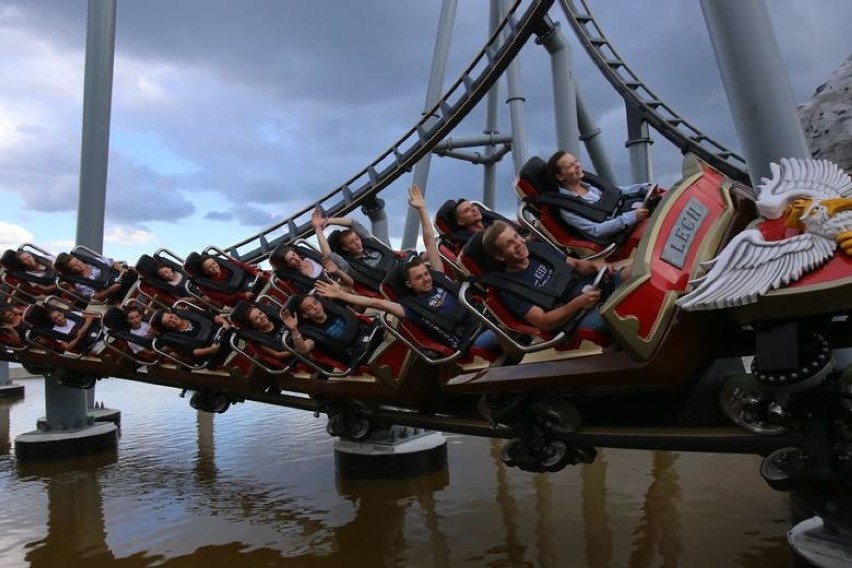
left=798, top=55, right=852, bottom=172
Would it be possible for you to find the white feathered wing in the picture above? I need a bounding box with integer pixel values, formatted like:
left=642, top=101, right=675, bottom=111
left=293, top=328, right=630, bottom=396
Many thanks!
left=676, top=229, right=836, bottom=311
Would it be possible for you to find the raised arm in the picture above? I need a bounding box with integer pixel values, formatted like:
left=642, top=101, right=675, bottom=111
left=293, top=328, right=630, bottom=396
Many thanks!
left=315, top=280, right=405, bottom=319
left=311, top=207, right=333, bottom=257
left=408, top=185, right=443, bottom=270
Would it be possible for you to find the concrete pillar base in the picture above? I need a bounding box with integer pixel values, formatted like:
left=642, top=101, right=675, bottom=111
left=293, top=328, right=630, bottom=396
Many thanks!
left=15, top=422, right=117, bottom=461
left=0, top=383, right=25, bottom=399
left=36, top=407, right=121, bottom=430
left=334, top=428, right=447, bottom=478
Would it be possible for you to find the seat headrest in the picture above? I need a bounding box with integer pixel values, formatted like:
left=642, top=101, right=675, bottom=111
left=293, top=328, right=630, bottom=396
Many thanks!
left=23, top=304, right=53, bottom=329
left=519, top=156, right=557, bottom=195
left=268, top=243, right=290, bottom=270
left=1, top=250, right=21, bottom=271
left=103, top=306, right=130, bottom=332
left=327, top=230, right=344, bottom=255
left=183, top=252, right=206, bottom=277
left=381, top=260, right=409, bottom=300
left=135, top=254, right=159, bottom=278
left=435, top=199, right=461, bottom=236
left=230, top=300, right=253, bottom=328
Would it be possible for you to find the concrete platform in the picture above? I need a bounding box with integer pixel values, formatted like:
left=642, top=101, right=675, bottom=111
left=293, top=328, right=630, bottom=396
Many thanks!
left=15, top=422, right=118, bottom=460
left=788, top=516, right=852, bottom=568
left=0, top=383, right=24, bottom=399
left=334, top=429, right=447, bottom=478
left=36, top=407, right=121, bottom=430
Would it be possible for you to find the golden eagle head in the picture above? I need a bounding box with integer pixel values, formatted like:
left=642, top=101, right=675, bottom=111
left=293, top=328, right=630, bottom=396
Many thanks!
left=783, top=197, right=812, bottom=229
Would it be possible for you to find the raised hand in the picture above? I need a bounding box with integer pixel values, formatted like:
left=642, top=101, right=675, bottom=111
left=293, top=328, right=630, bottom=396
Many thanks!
left=314, top=279, right=342, bottom=299
left=321, top=255, right=338, bottom=274
left=408, top=184, right=425, bottom=210
left=311, top=207, right=328, bottom=230
left=281, top=308, right=298, bottom=331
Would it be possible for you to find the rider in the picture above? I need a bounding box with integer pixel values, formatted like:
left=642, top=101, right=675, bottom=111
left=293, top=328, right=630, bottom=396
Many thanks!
left=546, top=151, right=660, bottom=242
left=481, top=221, right=623, bottom=335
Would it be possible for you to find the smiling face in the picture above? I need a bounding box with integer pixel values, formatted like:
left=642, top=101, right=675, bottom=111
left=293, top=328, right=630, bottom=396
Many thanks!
left=49, top=309, right=67, bottom=327
left=248, top=307, right=269, bottom=329
left=201, top=258, right=221, bottom=278
left=554, top=153, right=583, bottom=186
left=66, top=257, right=87, bottom=274
left=492, top=226, right=529, bottom=265
left=156, top=266, right=176, bottom=281
left=404, top=262, right=433, bottom=295
left=126, top=309, right=143, bottom=330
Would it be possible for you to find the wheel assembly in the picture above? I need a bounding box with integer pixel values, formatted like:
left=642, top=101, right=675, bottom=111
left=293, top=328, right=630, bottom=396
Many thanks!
left=760, top=447, right=807, bottom=491
left=718, top=373, right=790, bottom=435
left=189, top=391, right=231, bottom=414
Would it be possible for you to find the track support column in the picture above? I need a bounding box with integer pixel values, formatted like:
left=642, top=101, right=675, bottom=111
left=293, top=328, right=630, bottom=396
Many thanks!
left=16, top=0, right=118, bottom=460
left=700, top=0, right=810, bottom=182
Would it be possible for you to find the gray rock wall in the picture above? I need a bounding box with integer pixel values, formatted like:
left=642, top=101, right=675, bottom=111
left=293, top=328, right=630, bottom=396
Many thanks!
left=798, top=55, right=852, bottom=172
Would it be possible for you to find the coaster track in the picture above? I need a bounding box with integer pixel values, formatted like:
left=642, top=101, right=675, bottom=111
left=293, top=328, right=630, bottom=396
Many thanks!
left=558, top=0, right=750, bottom=184
left=224, top=0, right=555, bottom=264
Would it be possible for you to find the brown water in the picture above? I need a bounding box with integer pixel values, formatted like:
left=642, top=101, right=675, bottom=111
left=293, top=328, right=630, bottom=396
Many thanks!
left=0, top=378, right=793, bottom=567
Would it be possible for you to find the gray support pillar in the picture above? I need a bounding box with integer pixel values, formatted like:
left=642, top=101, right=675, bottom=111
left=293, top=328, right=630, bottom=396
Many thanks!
left=18, top=0, right=119, bottom=458
left=402, top=0, right=457, bottom=249
left=481, top=0, right=502, bottom=209
left=0, top=362, right=8, bottom=386
left=700, top=0, right=810, bottom=183
left=361, top=197, right=389, bottom=246
left=537, top=19, right=580, bottom=160
left=625, top=105, right=654, bottom=183
left=45, top=0, right=117, bottom=432
left=577, top=90, right=618, bottom=185
left=76, top=0, right=116, bottom=252
left=503, top=0, right=529, bottom=173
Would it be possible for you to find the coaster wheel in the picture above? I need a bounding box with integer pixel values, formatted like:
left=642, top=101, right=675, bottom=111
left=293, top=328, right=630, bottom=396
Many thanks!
left=718, top=374, right=789, bottom=435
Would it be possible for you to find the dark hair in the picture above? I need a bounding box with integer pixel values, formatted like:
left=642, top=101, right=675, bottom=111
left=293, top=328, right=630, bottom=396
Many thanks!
left=338, top=230, right=358, bottom=250
left=53, top=252, right=74, bottom=271
left=482, top=221, right=511, bottom=259
left=124, top=305, right=143, bottom=317
left=149, top=308, right=170, bottom=333
left=230, top=300, right=253, bottom=328
left=546, top=150, right=568, bottom=183
left=453, top=199, right=469, bottom=223
left=269, top=245, right=297, bottom=270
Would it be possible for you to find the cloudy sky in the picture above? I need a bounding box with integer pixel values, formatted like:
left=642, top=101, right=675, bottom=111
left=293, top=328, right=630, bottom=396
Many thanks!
left=0, top=0, right=849, bottom=263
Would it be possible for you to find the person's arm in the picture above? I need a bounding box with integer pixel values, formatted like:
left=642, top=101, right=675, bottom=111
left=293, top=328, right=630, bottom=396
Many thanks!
left=409, top=185, right=444, bottom=270
left=60, top=312, right=94, bottom=351
left=315, top=280, right=405, bottom=319
left=558, top=207, right=643, bottom=239
left=523, top=289, right=601, bottom=332
left=281, top=308, right=315, bottom=355
left=322, top=256, right=354, bottom=289
left=259, top=343, right=293, bottom=360
left=565, top=256, right=614, bottom=277
left=92, top=281, right=122, bottom=302
left=312, top=207, right=334, bottom=257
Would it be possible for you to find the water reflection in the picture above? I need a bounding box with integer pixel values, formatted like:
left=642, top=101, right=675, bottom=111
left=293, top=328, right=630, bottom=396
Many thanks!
left=194, top=411, right=216, bottom=483
left=0, top=380, right=795, bottom=567
left=582, top=451, right=612, bottom=568
left=629, top=451, right=680, bottom=568
left=18, top=452, right=118, bottom=567
left=0, top=402, right=10, bottom=455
